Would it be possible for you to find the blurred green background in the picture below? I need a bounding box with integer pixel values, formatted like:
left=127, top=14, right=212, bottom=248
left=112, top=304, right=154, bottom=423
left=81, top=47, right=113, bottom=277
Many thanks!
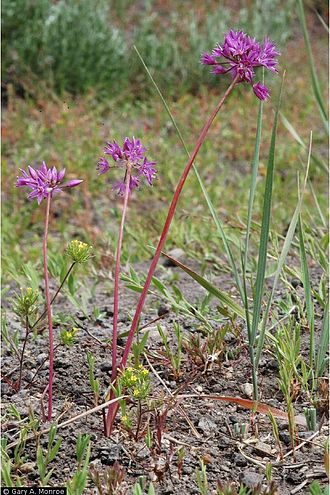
left=2, top=0, right=328, bottom=279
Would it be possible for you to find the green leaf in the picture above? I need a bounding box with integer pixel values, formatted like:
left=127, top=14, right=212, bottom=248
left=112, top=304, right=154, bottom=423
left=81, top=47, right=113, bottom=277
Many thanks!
left=255, top=132, right=312, bottom=366
left=162, top=253, right=246, bottom=320
left=298, top=216, right=315, bottom=367
left=315, top=297, right=329, bottom=378
left=251, top=75, right=284, bottom=345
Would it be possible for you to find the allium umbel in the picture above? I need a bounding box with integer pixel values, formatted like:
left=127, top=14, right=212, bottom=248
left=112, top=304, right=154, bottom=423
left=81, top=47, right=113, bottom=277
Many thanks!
left=201, top=30, right=279, bottom=100
left=16, top=161, right=83, bottom=204
left=97, top=137, right=157, bottom=194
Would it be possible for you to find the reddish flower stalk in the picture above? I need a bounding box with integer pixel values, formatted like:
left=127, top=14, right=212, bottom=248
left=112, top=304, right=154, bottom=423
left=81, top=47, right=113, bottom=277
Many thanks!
left=104, top=74, right=239, bottom=437
left=121, top=75, right=239, bottom=367
left=16, top=162, right=82, bottom=421
left=43, top=194, right=54, bottom=421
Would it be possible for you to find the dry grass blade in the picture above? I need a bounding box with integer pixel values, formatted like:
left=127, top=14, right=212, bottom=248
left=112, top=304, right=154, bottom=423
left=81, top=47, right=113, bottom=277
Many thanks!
left=177, top=394, right=307, bottom=426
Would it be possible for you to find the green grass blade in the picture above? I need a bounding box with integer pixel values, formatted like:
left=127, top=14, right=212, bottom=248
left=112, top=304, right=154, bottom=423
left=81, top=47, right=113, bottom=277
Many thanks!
left=308, top=179, right=327, bottom=228
left=162, top=253, right=247, bottom=320
left=281, top=113, right=328, bottom=174
left=255, top=133, right=312, bottom=366
left=243, top=89, right=264, bottom=337
left=133, top=45, right=244, bottom=300
left=315, top=297, right=329, bottom=378
left=315, top=11, right=329, bottom=34
left=298, top=216, right=315, bottom=367
left=296, top=0, right=328, bottom=131
left=251, top=75, right=284, bottom=344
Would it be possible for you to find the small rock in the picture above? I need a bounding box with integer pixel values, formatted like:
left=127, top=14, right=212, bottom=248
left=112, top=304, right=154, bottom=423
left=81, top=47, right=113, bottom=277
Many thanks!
left=241, top=470, right=264, bottom=489
left=19, top=462, right=35, bottom=473
left=183, top=465, right=193, bottom=475
left=285, top=471, right=301, bottom=484
left=198, top=416, right=217, bottom=434
left=196, top=385, right=203, bottom=393
left=145, top=326, right=162, bottom=342
left=291, top=278, right=302, bottom=288
left=234, top=453, right=247, bottom=467
left=100, top=362, right=112, bottom=372
left=279, top=432, right=291, bottom=446
left=241, top=383, right=253, bottom=399
left=23, top=371, right=34, bottom=383
left=158, top=305, right=170, bottom=317
left=37, top=353, right=48, bottom=365
left=162, top=248, right=185, bottom=267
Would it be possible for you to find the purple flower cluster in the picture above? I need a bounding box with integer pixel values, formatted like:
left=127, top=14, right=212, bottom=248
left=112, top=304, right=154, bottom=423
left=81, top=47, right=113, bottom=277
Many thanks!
left=97, top=137, right=157, bottom=195
left=201, top=30, right=279, bottom=100
left=16, top=162, right=83, bottom=204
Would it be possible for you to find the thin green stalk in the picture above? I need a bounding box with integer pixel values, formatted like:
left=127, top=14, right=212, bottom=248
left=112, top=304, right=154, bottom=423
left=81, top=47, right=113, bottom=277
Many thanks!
left=255, top=133, right=312, bottom=366
left=308, top=179, right=326, bottom=228
left=105, top=166, right=131, bottom=437
left=315, top=297, right=329, bottom=378
left=296, top=0, right=328, bottom=131
left=31, top=262, right=76, bottom=331
left=133, top=45, right=244, bottom=300
left=298, top=216, right=315, bottom=368
left=251, top=76, right=284, bottom=345
left=243, top=89, right=264, bottom=340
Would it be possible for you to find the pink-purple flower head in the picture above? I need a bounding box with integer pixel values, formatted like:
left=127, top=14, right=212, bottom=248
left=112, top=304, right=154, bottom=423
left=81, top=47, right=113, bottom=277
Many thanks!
left=201, top=30, right=279, bottom=100
left=97, top=137, right=157, bottom=195
left=16, top=161, right=83, bottom=204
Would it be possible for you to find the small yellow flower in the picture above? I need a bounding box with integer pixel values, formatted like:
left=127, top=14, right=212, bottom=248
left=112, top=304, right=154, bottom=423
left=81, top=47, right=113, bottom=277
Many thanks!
left=133, top=389, right=140, bottom=397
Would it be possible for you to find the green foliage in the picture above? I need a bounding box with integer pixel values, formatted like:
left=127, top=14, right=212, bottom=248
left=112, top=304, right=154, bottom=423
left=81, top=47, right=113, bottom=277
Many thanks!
left=60, top=327, right=79, bottom=346
left=2, top=0, right=294, bottom=97
left=195, top=459, right=208, bottom=495
left=66, top=434, right=91, bottom=495
left=86, top=351, right=100, bottom=405
left=2, top=0, right=127, bottom=95
left=36, top=425, right=62, bottom=486
left=119, top=364, right=150, bottom=400
left=13, top=287, right=39, bottom=320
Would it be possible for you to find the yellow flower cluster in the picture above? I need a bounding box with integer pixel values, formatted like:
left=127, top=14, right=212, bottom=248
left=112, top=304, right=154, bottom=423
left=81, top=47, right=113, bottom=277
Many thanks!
left=60, top=327, right=79, bottom=346
left=66, top=239, right=93, bottom=263
left=119, top=364, right=150, bottom=400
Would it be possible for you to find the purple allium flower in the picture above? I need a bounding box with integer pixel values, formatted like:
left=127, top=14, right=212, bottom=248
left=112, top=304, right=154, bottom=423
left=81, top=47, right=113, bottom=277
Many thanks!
left=98, top=137, right=157, bottom=196
left=16, top=161, right=83, bottom=204
left=97, top=157, right=111, bottom=175
left=201, top=30, right=279, bottom=100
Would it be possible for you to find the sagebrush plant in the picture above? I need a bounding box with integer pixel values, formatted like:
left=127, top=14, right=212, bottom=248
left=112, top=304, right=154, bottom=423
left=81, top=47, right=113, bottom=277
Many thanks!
left=16, top=162, right=82, bottom=420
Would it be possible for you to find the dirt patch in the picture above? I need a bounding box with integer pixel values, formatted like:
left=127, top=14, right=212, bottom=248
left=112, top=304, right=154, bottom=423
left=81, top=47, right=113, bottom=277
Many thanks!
left=1, top=258, right=328, bottom=494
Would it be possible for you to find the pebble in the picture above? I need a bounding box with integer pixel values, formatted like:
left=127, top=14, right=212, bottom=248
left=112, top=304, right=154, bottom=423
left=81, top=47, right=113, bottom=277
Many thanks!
left=158, top=305, right=170, bottom=317
left=279, top=432, right=291, bottom=446
left=100, top=362, right=112, bottom=372
left=182, top=465, right=193, bottom=475
left=240, top=470, right=264, bottom=488
left=36, top=353, right=48, bottom=365
left=241, top=382, right=253, bottom=399
left=198, top=416, right=217, bottom=434
left=162, top=248, right=185, bottom=267
left=234, top=453, right=247, bottom=467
